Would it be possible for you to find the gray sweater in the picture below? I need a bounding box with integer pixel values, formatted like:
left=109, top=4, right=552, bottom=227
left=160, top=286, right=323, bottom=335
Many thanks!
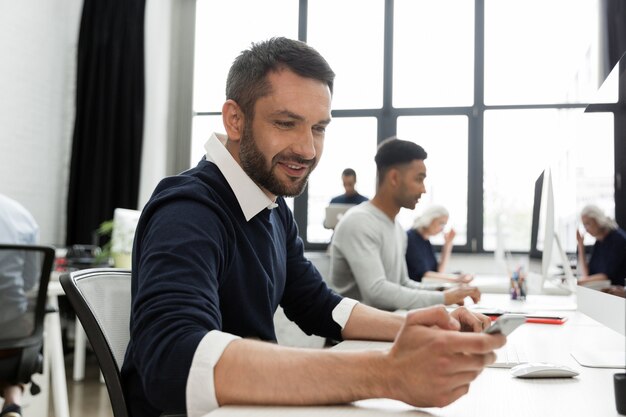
left=329, top=202, right=444, bottom=310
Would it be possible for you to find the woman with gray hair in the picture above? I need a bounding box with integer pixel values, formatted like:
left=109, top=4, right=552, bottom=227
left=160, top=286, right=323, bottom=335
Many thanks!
left=576, top=204, right=626, bottom=287
left=405, top=205, right=473, bottom=284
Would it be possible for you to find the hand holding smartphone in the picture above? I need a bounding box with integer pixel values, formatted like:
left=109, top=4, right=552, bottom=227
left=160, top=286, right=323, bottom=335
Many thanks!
left=484, top=314, right=526, bottom=336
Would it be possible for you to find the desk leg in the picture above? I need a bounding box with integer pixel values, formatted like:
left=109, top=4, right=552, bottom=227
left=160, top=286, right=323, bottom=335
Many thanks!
left=46, top=295, right=70, bottom=417
left=72, top=319, right=86, bottom=381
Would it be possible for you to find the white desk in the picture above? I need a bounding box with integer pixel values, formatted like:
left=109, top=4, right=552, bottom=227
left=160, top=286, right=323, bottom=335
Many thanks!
left=204, top=294, right=625, bottom=417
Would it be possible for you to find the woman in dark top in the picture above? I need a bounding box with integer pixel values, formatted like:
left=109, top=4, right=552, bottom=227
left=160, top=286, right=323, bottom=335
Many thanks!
left=576, top=204, right=626, bottom=287
left=405, top=205, right=472, bottom=283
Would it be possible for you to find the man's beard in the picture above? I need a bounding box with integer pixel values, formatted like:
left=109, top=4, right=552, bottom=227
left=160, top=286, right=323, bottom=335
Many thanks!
left=395, top=181, right=421, bottom=210
left=239, top=122, right=316, bottom=197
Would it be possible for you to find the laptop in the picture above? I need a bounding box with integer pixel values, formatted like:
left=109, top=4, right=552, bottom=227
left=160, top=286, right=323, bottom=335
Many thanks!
left=323, top=204, right=354, bottom=229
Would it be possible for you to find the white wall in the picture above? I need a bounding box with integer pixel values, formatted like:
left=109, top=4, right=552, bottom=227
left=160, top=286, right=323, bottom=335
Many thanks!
left=0, top=1, right=83, bottom=246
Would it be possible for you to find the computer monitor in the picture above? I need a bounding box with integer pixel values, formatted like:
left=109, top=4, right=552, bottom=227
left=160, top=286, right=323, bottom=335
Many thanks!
left=323, top=204, right=353, bottom=229
left=529, top=171, right=545, bottom=260
left=529, top=168, right=554, bottom=277
left=529, top=169, right=575, bottom=294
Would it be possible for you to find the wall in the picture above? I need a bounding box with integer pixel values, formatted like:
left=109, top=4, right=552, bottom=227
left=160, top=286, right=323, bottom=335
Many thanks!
left=0, top=1, right=83, bottom=246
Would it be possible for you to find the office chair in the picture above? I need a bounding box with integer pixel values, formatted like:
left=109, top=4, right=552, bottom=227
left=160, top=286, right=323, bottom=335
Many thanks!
left=59, top=268, right=185, bottom=417
left=0, top=244, right=55, bottom=396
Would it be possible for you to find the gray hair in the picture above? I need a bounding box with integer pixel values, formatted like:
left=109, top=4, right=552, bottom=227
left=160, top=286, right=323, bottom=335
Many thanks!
left=412, top=205, right=449, bottom=230
left=581, top=204, right=617, bottom=230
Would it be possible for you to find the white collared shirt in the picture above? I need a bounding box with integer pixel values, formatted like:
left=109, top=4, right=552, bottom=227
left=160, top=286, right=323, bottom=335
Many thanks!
left=186, top=133, right=358, bottom=417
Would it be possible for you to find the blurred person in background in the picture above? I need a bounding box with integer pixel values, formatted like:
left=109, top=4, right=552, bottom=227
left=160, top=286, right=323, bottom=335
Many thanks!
left=329, top=168, right=369, bottom=205
left=0, top=193, right=40, bottom=417
left=576, top=204, right=626, bottom=287
left=406, top=205, right=473, bottom=284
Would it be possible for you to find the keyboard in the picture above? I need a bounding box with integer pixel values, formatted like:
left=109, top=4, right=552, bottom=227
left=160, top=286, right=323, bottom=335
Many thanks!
left=489, top=343, right=529, bottom=368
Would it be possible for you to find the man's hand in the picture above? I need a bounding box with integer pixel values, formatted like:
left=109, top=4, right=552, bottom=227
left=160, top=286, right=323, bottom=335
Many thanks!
left=443, top=285, right=481, bottom=305
left=450, top=306, right=491, bottom=332
left=454, top=273, right=474, bottom=284
left=384, top=306, right=505, bottom=408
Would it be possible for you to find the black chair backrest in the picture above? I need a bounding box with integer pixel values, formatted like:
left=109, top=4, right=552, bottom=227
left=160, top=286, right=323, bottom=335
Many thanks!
left=0, top=244, right=55, bottom=385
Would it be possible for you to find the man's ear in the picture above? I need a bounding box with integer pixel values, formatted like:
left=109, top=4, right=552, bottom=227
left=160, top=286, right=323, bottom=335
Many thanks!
left=222, top=99, right=244, bottom=141
left=388, top=168, right=400, bottom=187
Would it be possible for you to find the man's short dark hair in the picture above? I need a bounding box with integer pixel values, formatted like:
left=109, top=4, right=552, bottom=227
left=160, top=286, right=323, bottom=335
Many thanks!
left=375, top=137, right=427, bottom=183
left=342, top=168, right=357, bottom=178
left=226, top=37, right=335, bottom=120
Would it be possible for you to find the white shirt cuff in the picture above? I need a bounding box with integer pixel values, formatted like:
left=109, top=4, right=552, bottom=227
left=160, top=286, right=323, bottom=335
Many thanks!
left=332, top=297, right=359, bottom=329
left=186, top=330, right=240, bottom=417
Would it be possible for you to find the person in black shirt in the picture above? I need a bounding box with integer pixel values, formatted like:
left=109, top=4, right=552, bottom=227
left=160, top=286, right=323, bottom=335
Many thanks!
left=329, top=168, right=368, bottom=205
left=576, top=204, right=626, bottom=287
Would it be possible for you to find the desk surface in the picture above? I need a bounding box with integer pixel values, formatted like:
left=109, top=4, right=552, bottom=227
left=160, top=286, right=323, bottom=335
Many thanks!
left=205, top=294, right=625, bottom=417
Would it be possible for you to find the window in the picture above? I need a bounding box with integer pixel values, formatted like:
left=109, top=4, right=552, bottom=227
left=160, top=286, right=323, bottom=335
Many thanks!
left=307, top=117, right=377, bottom=243
left=190, top=115, right=222, bottom=166
left=483, top=109, right=579, bottom=251
left=484, top=0, right=600, bottom=105
left=394, top=0, right=474, bottom=108
left=307, top=0, right=384, bottom=110
left=191, top=1, right=610, bottom=252
left=193, top=0, right=298, bottom=113
left=397, top=116, right=469, bottom=245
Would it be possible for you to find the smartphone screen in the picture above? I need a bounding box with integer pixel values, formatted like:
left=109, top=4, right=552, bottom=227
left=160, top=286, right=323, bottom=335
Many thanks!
left=484, top=314, right=526, bottom=336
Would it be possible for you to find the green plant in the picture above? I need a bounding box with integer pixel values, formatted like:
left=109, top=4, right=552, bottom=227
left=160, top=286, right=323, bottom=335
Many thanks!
left=94, top=219, right=113, bottom=264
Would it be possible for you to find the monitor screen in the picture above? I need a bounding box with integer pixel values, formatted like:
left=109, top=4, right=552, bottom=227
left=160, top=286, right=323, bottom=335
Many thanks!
left=529, top=171, right=544, bottom=260
left=529, top=168, right=557, bottom=279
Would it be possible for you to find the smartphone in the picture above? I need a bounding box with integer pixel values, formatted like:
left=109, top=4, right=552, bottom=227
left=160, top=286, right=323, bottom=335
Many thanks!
left=484, top=314, right=526, bottom=336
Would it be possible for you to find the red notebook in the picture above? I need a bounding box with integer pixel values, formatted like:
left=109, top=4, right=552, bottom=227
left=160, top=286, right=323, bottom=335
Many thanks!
left=485, top=313, right=567, bottom=325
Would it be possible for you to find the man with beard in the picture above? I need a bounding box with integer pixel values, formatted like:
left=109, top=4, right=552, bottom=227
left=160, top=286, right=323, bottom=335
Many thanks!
left=122, top=38, right=504, bottom=417
left=330, top=138, right=481, bottom=310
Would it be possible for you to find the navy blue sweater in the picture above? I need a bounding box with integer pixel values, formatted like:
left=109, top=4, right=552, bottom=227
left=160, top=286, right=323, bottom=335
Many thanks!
left=405, top=230, right=438, bottom=282
left=121, top=160, right=343, bottom=416
left=588, top=228, right=626, bottom=286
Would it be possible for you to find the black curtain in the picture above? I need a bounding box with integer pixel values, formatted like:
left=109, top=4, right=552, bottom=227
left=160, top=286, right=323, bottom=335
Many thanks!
left=66, top=0, right=146, bottom=245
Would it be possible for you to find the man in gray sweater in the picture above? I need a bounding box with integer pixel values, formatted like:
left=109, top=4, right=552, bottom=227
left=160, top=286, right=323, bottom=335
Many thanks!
left=330, top=138, right=480, bottom=311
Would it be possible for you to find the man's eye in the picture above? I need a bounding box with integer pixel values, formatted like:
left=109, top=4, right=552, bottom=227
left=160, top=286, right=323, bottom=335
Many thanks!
left=275, top=121, right=294, bottom=129
left=313, top=125, right=326, bottom=134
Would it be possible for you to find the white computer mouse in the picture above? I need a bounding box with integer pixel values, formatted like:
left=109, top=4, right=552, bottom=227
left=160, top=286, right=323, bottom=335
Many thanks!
left=510, top=362, right=579, bottom=378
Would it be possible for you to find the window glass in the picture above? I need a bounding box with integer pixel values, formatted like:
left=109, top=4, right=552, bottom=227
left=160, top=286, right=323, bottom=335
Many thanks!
left=307, top=117, right=378, bottom=243
left=483, top=109, right=597, bottom=252
left=193, top=0, right=298, bottom=112
left=308, top=0, right=384, bottom=110
left=484, top=0, right=600, bottom=105
left=396, top=116, right=469, bottom=245
left=393, top=0, right=474, bottom=108
left=190, top=115, right=223, bottom=167
left=574, top=112, right=614, bottom=248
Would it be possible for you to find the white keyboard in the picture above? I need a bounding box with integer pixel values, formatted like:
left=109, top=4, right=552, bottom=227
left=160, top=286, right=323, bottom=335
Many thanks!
left=489, top=343, right=529, bottom=368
